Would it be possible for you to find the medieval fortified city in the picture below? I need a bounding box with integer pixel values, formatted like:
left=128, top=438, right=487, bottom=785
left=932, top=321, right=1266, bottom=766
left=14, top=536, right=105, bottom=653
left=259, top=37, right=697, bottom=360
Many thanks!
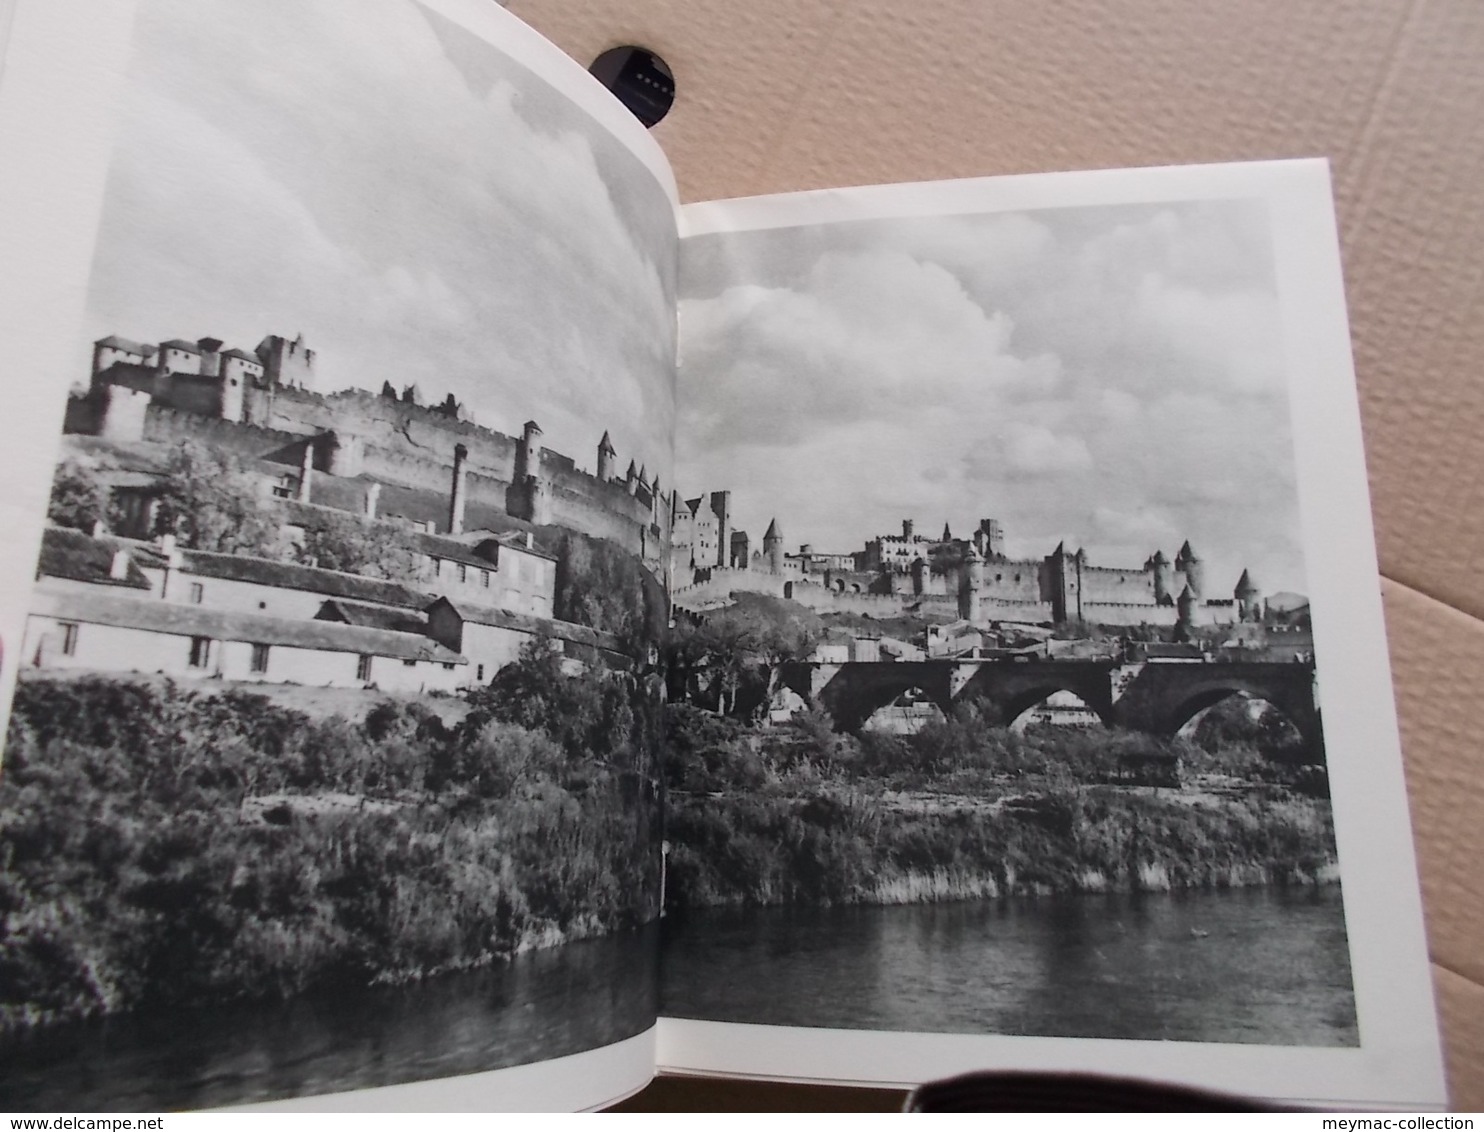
left=5, top=329, right=1354, bottom=1094
left=658, top=487, right=1350, bottom=1044
left=2, top=330, right=676, bottom=1109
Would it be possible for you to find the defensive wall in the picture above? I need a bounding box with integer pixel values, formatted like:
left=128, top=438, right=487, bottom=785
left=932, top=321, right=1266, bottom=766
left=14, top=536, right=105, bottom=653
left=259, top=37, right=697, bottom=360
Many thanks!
left=671, top=565, right=1230, bottom=628
left=70, top=380, right=667, bottom=564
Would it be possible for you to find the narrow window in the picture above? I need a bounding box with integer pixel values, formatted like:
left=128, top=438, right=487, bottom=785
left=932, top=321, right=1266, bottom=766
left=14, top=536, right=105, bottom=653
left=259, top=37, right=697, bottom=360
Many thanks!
left=189, top=636, right=212, bottom=669
left=189, top=582, right=204, bottom=604
left=481, top=570, right=490, bottom=588
left=431, top=557, right=442, bottom=577
left=357, top=654, right=373, bottom=682
left=250, top=644, right=270, bottom=674
left=403, top=659, right=416, bottom=668
left=60, top=622, right=79, bottom=656
left=458, top=563, right=468, bottom=584
left=476, top=664, right=485, bottom=681
left=442, top=662, right=455, bottom=671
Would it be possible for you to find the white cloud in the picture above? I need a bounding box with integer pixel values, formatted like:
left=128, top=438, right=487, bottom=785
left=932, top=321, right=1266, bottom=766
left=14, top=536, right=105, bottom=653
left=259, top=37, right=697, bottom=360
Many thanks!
left=677, top=199, right=1308, bottom=593
left=84, top=0, right=677, bottom=479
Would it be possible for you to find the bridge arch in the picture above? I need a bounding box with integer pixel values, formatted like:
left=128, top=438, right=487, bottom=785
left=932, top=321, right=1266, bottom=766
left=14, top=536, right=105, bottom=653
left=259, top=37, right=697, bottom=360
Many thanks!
left=955, top=663, right=1117, bottom=729
left=808, top=662, right=960, bottom=733
left=1116, top=663, right=1322, bottom=758
left=1005, top=689, right=1105, bottom=732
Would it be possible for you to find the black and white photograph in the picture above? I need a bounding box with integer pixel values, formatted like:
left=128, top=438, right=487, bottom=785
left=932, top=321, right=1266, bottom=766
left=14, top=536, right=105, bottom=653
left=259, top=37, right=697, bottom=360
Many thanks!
left=658, top=194, right=1357, bottom=1047
left=0, top=0, right=676, bottom=1110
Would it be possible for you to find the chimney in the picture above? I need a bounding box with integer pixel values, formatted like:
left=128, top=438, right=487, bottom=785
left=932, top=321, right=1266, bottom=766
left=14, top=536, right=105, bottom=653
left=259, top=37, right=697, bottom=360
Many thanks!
left=448, top=443, right=469, bottom=534
left=157, top=533, right=181, bottom=600
left=524, top=531, right=533, bottom=549
left=364, top=481, right=381, bottom=520
left=109, top=548, right=130, bottom=580
left=297, top=438, right=315, bottom=502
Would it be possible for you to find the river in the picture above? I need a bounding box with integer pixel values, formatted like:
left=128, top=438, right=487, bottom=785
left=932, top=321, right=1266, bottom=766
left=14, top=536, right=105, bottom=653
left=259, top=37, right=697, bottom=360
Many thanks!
left=659, top=886, right=1357, bottom=1046
left=0, top=926, right=657, bottom=1112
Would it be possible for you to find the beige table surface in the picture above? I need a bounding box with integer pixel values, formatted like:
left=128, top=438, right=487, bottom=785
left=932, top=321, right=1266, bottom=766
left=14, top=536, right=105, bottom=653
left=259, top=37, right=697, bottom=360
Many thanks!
left=507, top=0, right=1484, bottom=1110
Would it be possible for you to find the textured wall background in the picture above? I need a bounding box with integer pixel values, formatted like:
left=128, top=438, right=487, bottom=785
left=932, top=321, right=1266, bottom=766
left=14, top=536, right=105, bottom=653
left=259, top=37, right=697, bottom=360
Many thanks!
left=505, top=0, right=1484, bottom=1110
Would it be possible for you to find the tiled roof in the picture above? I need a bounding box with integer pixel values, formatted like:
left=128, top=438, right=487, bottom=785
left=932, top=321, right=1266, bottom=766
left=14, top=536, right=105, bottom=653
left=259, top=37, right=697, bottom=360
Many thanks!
left=315, top=599, right=428, bottom=634
left=428, top=597, right=620, bottom=653
left=158, top=339, right=204, bottom=354
left=412, top=531, right=498, bottom=571
left=178, top=548, right=430, bottom=608
left=94, top=336, right=155, bottom=356
left=474, top=533, right=558, bottom=563
left=36, top=527, right=153, bottom=590
left=30, top=588, right=465, bottom=663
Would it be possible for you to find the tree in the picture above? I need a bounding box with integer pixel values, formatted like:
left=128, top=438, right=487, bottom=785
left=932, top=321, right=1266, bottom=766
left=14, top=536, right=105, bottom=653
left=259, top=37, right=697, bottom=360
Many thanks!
left=294, top=509, right=421, bottom=579
left=667, top=594, right=822, bottom=720
left=47, top=458, right=111, bottom=532
left=463, top=637, right=637, bottom=769
left=536, top=525, right=667, bottom=653
left=146, top=443, right=288, bottom=557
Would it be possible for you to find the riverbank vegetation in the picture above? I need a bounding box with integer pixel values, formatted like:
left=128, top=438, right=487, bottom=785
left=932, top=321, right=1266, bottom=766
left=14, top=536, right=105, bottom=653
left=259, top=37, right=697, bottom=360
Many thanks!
left=0, top=650, right=662, bottom=1033
left=661, top=700, right=1338, bottom=911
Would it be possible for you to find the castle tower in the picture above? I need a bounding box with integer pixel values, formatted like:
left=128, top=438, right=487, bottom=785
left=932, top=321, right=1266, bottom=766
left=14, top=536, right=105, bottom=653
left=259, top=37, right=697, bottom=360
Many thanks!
left=1175, top=540, right=1205, bottom=598
left=507, top=420, right=550, bottom=524
left=514, top=420, right=542, bottom=482
left=763, top=518, right=784, bottom=575
left=97, top=384, right=151, bottom=442
left=709, top=491, right=731, bottom=569
left=625, top=459, right=639, bottom=496
left=902, top=518, right=915, bottom=541
left=941, top=522, right=953, bottom=543
left=960, top=544, right=984, bottom=623
left=1176, top=582, right=1197, bottom=640
left=448, top=443, right=469, bottom=534
left=730, top=529, right=750, bottom=568
left=255, top=332, right=317, bottom=390
left=597, top=431, right=617, bottom=481
left=911, top=556, right=928, bottom=596
left=1235, top=568, right=1262, bottom=622
left=1043, top=541, right=1081, bottom=624
left=1150, top=549, right=1173, bottom=605
left=977, top=518, right=1005, bottom=559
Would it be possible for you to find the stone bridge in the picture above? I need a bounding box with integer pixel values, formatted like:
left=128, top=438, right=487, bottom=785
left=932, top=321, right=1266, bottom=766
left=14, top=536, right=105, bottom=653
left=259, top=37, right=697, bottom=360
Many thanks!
left=778, top=657, right=1321, bottom=753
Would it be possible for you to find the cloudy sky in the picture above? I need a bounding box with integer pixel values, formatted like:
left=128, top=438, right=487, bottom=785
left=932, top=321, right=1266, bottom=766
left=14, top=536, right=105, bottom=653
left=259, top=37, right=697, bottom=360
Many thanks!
left=677, top=200, right=1308, bottom=597
left=81, top=0, right=676, bottom=481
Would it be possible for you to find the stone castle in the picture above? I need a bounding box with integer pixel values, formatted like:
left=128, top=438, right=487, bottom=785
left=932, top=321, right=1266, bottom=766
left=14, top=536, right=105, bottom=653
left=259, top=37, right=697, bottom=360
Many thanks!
left=67, top=332, right=672, bottom=566
left=671, top=495, right=1277, bottom=631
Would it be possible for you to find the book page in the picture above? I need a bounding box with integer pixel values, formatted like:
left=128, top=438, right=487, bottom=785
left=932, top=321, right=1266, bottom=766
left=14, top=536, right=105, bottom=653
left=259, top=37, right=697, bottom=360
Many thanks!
left=0, top=0, right=677, bottom=1112
left=661, top=162, right=1443, bottom=1109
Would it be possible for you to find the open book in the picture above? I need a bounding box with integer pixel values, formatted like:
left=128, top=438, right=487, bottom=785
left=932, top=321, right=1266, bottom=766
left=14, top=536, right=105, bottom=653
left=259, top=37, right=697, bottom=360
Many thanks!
left=0, top=0, right=1444, bottom=1113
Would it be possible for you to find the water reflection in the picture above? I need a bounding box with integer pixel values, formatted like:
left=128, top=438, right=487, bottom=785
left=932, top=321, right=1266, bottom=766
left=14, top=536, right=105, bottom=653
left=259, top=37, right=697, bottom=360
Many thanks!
left=2, top=925, right=657, bottom=1112
left=660, top=887, right=1357, bottom=1047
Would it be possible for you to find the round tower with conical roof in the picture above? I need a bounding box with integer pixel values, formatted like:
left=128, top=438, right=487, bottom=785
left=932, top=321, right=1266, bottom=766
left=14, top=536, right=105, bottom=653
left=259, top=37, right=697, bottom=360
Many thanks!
left=1150, top=549, right=1173, bottom=605
left=763, top=518, right=784, bottom=576
left=597, top=430, right=617, bottom=482
left=1234, top=568, right=1262, bottom=622
left=1175, top=540, right=1204, bottom=599
left=1176, top=582, right=1197, bottom=639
